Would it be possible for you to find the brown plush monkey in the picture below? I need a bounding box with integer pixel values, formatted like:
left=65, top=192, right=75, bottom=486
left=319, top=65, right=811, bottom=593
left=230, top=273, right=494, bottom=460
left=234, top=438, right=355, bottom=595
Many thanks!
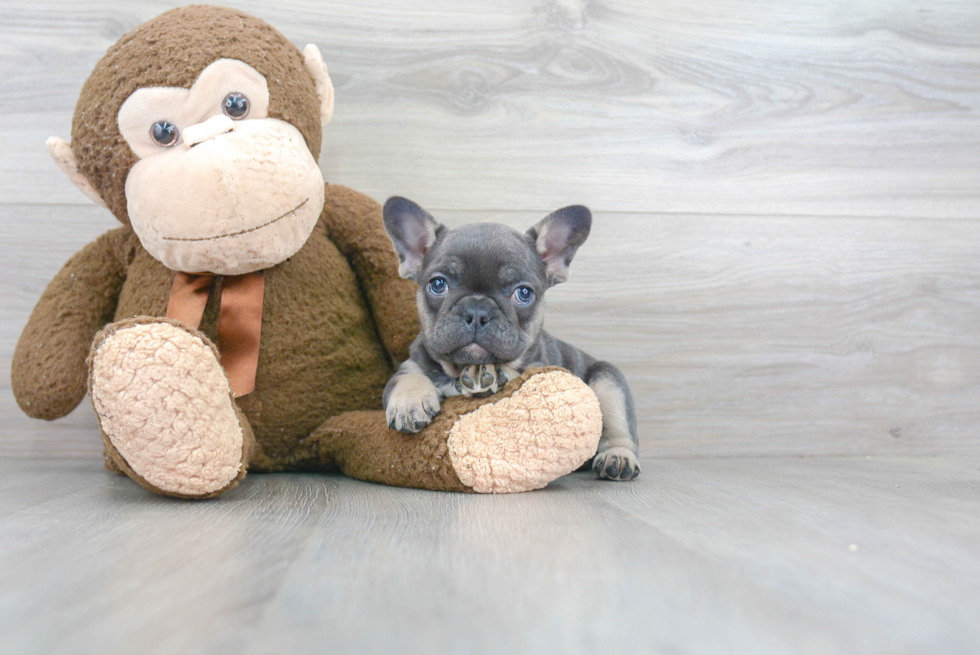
left=11, top=5, right=602, bottom=498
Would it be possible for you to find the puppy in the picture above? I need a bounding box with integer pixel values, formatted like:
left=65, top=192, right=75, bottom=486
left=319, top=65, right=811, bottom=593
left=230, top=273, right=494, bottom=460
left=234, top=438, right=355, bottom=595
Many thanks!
left=381, top=197, right=639, bottom=481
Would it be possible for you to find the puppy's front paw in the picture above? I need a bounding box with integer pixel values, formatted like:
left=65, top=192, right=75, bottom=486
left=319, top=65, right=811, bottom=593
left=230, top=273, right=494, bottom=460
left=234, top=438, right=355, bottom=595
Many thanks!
left=592, top=446, right=641, bottom=481
left=456, top=364, right=506, bottom=398
left=385, top=375, right=441, bottom=433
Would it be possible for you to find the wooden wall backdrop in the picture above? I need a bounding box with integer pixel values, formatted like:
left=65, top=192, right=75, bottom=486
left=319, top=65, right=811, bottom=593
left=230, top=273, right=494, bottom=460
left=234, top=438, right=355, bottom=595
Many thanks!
left=1, top=0, right=979, bottom=459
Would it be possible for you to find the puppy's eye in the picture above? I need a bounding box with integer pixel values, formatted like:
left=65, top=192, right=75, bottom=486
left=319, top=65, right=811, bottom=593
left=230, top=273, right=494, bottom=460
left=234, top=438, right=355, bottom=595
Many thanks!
left=150, top=121, right=179, bottom=147
left=427, top=277, right=448, bottom=296
left=223, top=92, right=250, bottom=120
left=512, top=286, right=534, bottom=305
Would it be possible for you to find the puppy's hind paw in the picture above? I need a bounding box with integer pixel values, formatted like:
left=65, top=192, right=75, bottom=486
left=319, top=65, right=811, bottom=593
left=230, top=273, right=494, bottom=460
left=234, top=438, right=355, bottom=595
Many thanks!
left=457, top=364, right=506, bottom=398
left=592, top=446, right=641, bottom=481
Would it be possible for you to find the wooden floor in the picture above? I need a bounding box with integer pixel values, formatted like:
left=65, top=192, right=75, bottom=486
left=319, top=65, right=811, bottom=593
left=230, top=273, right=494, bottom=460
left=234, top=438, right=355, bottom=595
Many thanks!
left=2, top=2, right=980, bottom=653
left=1, top=456, right=977, bottom=654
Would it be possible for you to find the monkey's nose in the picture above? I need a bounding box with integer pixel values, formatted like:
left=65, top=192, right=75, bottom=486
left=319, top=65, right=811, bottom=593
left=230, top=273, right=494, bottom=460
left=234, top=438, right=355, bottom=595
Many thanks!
left=183, top=114, right=234, bottom=147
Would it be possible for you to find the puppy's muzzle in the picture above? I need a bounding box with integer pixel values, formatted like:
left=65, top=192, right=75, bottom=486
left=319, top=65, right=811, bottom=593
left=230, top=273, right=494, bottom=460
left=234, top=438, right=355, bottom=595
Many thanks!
left=456, top=297, right=497, bottom=331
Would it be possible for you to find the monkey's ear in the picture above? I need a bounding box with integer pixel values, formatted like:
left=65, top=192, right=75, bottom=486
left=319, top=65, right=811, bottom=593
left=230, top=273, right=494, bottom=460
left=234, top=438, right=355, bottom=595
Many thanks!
left=46, top=137, right=107, bottom=208
left=303, top=44, right=335, bottom=126
left=527, top=205, right=592, bottom=286
left=383, top=197, right=444, bottom=282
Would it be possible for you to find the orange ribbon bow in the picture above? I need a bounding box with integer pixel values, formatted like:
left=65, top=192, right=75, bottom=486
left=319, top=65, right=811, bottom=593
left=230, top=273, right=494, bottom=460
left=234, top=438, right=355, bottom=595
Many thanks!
left=166, top=271, right=265, bottom=397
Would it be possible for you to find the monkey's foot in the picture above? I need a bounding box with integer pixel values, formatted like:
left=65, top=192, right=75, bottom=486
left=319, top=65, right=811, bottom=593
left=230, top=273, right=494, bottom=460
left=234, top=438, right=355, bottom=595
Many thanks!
left=88, top=318, right=248, bottom=498
left=447, top=368, right=603, bottom=492
left=305, top=368, right=602, bottom=494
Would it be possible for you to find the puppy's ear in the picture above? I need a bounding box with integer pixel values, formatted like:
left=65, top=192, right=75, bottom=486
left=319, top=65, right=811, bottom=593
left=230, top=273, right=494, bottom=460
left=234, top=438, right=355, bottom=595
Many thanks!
left=383, top=197, right=444, bottom=281
left=527, top=205, right=591, bottom=286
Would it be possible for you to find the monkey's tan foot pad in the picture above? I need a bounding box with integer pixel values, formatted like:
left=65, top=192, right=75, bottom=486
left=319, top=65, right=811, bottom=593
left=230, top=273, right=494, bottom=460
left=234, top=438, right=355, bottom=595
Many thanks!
left=447, top=369, right=603, bottom=493
left=89, top=320, right=245, bottom=498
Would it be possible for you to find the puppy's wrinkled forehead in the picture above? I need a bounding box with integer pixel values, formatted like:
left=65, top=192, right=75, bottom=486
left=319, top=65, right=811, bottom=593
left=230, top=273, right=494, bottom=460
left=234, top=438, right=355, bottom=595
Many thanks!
left=426, top=223, right=543, bottom=287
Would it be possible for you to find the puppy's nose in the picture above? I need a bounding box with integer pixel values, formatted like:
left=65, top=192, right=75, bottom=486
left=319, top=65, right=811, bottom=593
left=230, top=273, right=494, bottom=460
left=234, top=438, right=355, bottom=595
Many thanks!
left=463, top=305, right=490, bottom=327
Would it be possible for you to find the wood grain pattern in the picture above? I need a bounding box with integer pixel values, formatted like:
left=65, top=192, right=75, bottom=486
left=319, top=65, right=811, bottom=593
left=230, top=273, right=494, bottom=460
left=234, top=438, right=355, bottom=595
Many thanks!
left=0, top=456, right=977, bottom=654
left=3, top=205, right=978, bottom=458
left=1, top=4, right=977, bottom=652
left=0, top=0, right=978, bottom=216
left=1, top=1, right=979, bottom=457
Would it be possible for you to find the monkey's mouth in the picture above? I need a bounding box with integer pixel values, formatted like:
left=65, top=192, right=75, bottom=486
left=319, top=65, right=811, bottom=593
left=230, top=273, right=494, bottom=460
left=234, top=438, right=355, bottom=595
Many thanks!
left=161, top=198, right=309, bottom=242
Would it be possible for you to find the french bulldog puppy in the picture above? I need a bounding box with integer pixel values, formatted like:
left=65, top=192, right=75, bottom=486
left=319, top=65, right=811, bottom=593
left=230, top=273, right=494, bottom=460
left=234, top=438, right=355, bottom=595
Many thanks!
left=381, top=197, right=639, bottom=481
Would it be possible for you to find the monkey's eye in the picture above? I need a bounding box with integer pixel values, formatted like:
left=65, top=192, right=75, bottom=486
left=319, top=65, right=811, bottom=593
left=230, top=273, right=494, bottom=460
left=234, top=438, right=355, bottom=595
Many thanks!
left=512, top=286, right=534, bottom=305
left=223, top=92, right=250, bottom=119
left=149, top=121, right=179, bottom=147
left=427, top=277, right=448, bottom=296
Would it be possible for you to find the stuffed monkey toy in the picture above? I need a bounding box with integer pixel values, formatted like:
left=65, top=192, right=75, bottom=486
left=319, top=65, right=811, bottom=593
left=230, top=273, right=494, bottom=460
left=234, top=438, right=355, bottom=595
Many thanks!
left=11, top=5, right=602, bottom=499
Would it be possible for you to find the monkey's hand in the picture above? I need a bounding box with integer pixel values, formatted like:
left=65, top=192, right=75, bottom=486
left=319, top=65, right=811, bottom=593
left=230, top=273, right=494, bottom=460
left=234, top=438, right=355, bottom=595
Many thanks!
left=12, top=227, right=133, bottom=420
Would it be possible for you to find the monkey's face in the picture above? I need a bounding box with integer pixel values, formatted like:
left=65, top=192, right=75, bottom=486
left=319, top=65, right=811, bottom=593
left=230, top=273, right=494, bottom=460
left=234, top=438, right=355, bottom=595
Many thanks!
left=118, top=59, right=325, bottom=275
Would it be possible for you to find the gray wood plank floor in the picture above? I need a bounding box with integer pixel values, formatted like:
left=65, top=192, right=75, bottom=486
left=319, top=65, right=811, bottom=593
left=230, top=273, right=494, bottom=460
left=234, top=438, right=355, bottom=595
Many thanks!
left=1, top=456, right=977, bottom=655
left=2, top=3, right=979, bottom=654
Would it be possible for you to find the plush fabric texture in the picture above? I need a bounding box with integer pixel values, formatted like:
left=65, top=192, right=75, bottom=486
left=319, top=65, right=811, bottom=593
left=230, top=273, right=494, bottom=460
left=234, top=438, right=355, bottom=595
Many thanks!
left=12, top=5, right=604, bottom=497
left=46, top=136, right=107, bottom=207
left=447, top=369, right=602, bottom=493
left=71, top=5, right=322, bottom=225
left=12, top=183, right=417, bottom=466
left=12, top=228, right=135, bottom=420
left=305, top=367, right=600, bottom=493
left=124, top=117, right=325, bottom=275
left=89, top=318, right=246, bottom=497
left=108, top=184, right=418, bottom=471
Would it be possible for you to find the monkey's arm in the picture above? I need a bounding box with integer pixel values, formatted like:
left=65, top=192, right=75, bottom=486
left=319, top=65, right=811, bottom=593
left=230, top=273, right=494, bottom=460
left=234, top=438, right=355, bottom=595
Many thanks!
left=321, top=183, right=419, bottom=363
left=12, top=226, right=135, bottom=420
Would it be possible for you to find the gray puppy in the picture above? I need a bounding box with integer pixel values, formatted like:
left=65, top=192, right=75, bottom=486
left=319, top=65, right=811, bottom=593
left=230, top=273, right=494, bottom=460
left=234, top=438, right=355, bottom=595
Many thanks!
left=381, top=197, right=639, bottom=481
